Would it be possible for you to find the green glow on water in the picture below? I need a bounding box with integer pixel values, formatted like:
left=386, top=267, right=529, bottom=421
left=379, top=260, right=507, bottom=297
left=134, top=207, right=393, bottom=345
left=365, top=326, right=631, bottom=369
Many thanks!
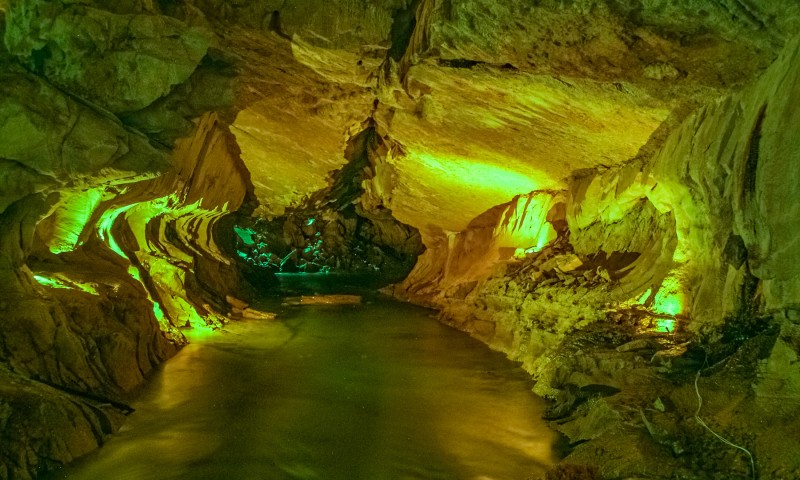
left=653, top=318, right=676, bottom=333
left=182, top=323, right=218, bottom=340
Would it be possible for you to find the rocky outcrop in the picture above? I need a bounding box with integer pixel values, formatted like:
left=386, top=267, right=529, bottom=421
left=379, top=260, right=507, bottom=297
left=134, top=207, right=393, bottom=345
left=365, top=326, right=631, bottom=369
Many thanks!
left=232, top=122, right=424, bottom=279
left=0, top=364, right=129, bottom=480
left=5, top=0, right=212, bottom=114
left=0, top=3, right=253, bottom=478
left=391, top=35, right=800, bottom=480
left=569, top=34, right=800, bottom=331
left=0, top=63, right=169, bottom=219
left=203, top=0, right=800, bottom=235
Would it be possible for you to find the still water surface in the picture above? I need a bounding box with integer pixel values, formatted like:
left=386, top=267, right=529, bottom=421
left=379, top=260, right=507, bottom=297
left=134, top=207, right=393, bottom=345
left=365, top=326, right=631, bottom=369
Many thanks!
left=47, top=292, right=558, bottom=480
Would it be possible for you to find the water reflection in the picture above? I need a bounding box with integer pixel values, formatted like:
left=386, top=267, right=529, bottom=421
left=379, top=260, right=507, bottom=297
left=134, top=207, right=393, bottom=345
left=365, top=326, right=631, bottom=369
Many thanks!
left=46, top=297, right=558, bottom=480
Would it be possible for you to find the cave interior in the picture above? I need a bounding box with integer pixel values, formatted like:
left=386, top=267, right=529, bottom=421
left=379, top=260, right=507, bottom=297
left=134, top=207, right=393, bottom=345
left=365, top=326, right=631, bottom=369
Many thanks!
left=1, top=0, right=800, bottom=479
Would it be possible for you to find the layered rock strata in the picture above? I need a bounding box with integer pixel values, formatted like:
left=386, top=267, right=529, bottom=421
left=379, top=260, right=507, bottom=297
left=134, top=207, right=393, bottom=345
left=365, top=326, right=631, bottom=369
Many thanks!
left=390, top=36, right=800, bottom=480
left=2, top=0, right=800, bottom=479
left=0, top=3, right=252, bottom=478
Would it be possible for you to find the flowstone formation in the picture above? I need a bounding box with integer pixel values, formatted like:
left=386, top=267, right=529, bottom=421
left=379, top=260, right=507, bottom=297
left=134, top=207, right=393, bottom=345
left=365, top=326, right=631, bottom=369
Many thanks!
left=2, top=0, right=800, bottom=479
left=0, top=3, right=250, bottom=477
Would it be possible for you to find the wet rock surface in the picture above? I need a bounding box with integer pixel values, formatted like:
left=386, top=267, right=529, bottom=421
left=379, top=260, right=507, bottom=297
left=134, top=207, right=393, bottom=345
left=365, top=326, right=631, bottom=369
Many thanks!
left=1, top=0, right=800, bottom=478
left=390, top=36, right=800, bottom=480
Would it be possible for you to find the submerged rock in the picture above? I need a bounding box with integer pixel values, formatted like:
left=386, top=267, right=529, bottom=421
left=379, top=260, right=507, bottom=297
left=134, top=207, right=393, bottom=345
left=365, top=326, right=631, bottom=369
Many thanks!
left=284, top=295, right=362, bottom=306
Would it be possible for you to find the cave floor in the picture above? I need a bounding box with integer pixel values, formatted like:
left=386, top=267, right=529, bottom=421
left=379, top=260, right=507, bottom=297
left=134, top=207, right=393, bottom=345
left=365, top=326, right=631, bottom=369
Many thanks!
left=42, top=294, right=560, bottom=480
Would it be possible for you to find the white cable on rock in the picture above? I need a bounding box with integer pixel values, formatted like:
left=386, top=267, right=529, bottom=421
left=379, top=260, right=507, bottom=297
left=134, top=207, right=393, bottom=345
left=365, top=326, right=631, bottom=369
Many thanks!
left=693, top=370, right=756, bottom=480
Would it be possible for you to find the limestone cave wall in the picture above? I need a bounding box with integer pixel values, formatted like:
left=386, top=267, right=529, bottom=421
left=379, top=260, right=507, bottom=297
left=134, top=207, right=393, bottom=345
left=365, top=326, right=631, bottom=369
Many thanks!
left=390, top=35, right=800, bottom=479
left=0, top=3, right=255, bottom=477
left=2, top=0, right=800, bottom=479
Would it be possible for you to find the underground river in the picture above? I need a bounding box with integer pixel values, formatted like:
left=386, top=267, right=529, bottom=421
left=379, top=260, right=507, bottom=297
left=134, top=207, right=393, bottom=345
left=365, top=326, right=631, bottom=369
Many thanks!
left=45, top=287, right=560, bottom=480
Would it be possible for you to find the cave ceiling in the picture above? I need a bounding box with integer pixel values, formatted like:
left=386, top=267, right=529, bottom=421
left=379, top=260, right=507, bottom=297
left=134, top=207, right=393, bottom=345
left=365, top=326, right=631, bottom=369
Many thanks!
left=5, top=0, right=799, bottom=236
left=212, top=0, right=798, bottom=235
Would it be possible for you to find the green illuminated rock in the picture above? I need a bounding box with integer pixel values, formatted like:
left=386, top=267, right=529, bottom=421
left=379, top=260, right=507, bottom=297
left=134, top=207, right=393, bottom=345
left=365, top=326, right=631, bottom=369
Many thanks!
left=0, top=65, right=170, bottom=214
left=1, top=0, right=800, bottom=478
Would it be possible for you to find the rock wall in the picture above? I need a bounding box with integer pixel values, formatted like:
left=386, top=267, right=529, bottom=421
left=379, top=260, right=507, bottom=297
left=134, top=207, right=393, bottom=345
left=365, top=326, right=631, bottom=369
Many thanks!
left=0, top=112, right=253, bottom=478
left=3, top=0, right=800, bottom=478
left=571, top=34, right=800, bottom=331
left=232, top=121, right=424, bottom=278
left=392, top=36, right=800, bottom=479
left=391, top=191, right=562, bottom=302
left=0, top=3, right=256, bottom=478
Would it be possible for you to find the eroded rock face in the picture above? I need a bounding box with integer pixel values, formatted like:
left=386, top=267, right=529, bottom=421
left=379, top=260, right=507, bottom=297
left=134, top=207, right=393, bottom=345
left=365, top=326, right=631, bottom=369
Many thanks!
left=0, top=64, right=169, bottom=216
left=429, top=0, right=796, bottom=90
left=231, top=123, right=424, bottom=279
left=2, top=0, right=800, bottom=479
left=0, top=4, right=249, bottom=478
left=5, top=0, right=212, bottom=114
left=0, top=365, right=129, bottom=480
left=391, top=35, right=800, bottom=480
left=201, top=0, right=800, bottom=238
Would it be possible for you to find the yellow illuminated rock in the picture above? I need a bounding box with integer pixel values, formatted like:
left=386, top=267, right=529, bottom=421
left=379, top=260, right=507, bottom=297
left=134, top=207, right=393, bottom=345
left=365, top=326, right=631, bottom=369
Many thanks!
left=3, top=2, right=800, bottom=479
